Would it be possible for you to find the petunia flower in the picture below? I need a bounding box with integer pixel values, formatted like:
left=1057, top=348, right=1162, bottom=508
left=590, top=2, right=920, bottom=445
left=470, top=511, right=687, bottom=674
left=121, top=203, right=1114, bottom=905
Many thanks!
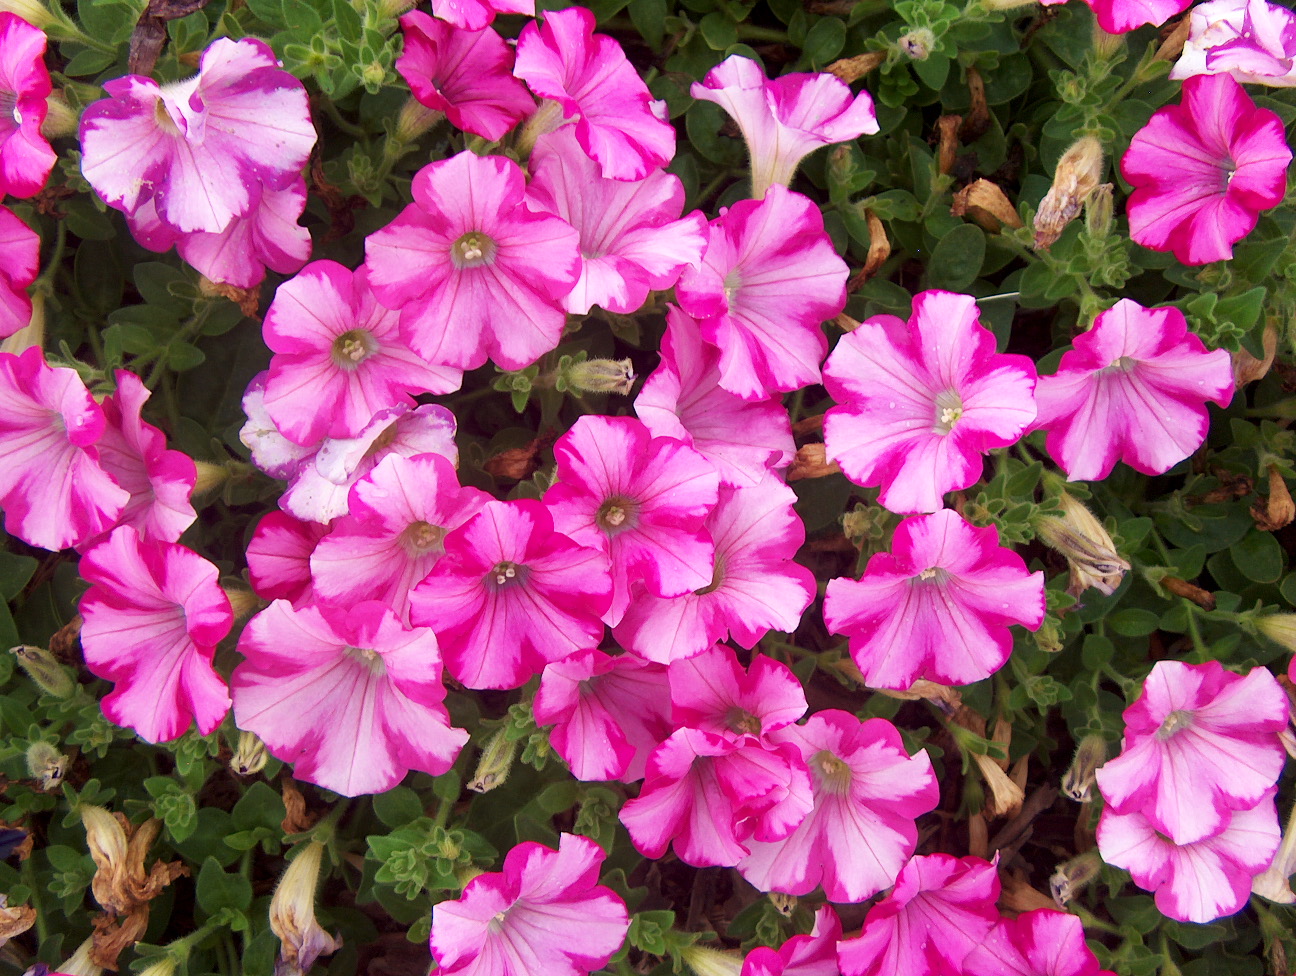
left=232, top=599, right=469, bottom=796
left=513, top=6, right=675, bottom=181
left=79, top=526, right=232, bottom=743
left=429, top=0, right=533, bottom=32
left=824, top=509, right=1045, bottom=689
left=668, top=645, right=806, bottom=741
left=1094, top=659, right=1290, bottom=845
left=742, top=906, right=841, bottom=976
left=0, top=12, right=56, bottom=198
left=1171, top=0, right=1296, bottom=86
left=246, top=511, right=328, bottom=608
left=1040, top=0, right=1191, bottom=33
left=823, top=290, right=1038, bottom=514
left=0, top=204, right=39, bottom=339
left=1034, top=299, right=1235, bottom=482
left=962, top=909, right=1118, bottom=976
left=690, top=55, right=878, bottom=198
left=1121, top=72, right=1291, bottom=265
left=430, top=833, right=629, bottom=976
left=365, top=150, right=580, bottom=371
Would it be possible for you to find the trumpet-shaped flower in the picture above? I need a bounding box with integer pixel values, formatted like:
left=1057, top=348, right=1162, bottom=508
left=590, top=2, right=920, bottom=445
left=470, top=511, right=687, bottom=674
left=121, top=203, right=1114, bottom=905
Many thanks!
left=365, top=151, right=580, bottom=371
left=232, top=599, right=468, bottom=796
left=429, top=0, right=533, bottom=32
left=79, top=526, right=232, bottom=743
left=690, top=55, right=878, bottom=198
left=1122, top=72, right=1291, bottom=265
left=962, top=909, right=1118, bottom=976
left=1040, top=0, right=1191, bottom=33
left=0, top=12, right=56, bottom=198
left=246, top=511, right=328, bottom=608
left=1035, top=299, right=1235, bottom=482
left=824, top=509, right=1045, bottom=689
left=0, top=205, right=39, bottom=338
left=743, top=906, right=841, bottom=976
left=668, top=645, right=806, bottom=741
left=823, top=290, right=1038, bottom=514
left=1171, top=0, right=1296, bottom=86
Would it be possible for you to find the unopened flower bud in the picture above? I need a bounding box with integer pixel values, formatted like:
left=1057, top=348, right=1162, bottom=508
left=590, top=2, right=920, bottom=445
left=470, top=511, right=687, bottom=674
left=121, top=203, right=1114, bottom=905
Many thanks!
left=516, top=99, right=566, bottom=162
left=1253, top=797, right=1296, bottom=904
left=360, top=61, right=387, bottom=90
left=1084, top=183, right=1114, bottom=239
left=395, top=98, right=444, bottom=143
left=230, top=731, right=268, bottom=777
left=133, top=956, right=178, bottom=976
left=566, top=357, right=636, bottom=396
left=270, top=842, right=341, bottom=976
left=468, top=725, right=518, bottom=794
left=1050, top=851, right=1102, bottom=907
left=769, top=892, right=797, bottom=916
left=26, top=741, right=67, bottom=791
left=897, top=28, right=935, bottom=60
left=1257, top=613, right=1296, bottom=653
left=1060, top=734, right=1106, bottom=801
left=1032, top=615, right=1063, bottom=654
left=1091, top=22, right=1125, bottom=59
left=0, top=291, right=43, bottom=354
left=10, top=645, right=75, bottom=698
left=681, top=945, right=744, bottom=976
left=1034, top=137, right=1104, bottom=249
left=0, top=0, right=53, bottom=28
left=377, top=0, right=416, bottom=17
left=55, top=936, right=104, bottom=976
left=977, top=0, right=1036, bottom=8
left=1033, top=491, right=1130, bottom=597
left=40, top=91, right=78, bottom=139
left=222, top=586, right=262, bottom=623
left=191, top=459, right=230, bottom=498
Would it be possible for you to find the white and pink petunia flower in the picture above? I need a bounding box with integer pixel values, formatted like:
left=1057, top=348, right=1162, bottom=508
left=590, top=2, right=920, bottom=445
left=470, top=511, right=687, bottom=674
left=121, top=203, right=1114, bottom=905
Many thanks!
left=80, top=37, right=315, bottom=235
left=232, top=599, right=469, bottom=796
left=397, top=12, right=536, bottom=141
left=1172, top=0, right=1296, bottom=86
left=823, top=290, right=1038, bottom=514
left=837, top=853, right=1000, bottom=976
left=429, top=0, right=533, bottom=32
left=534, top=649, right=673, bottom=782
left=0, top=346, right=128, bottom=550
left=742, top=906, right=841, bottom=976
left=544, top=415, right=719, bottom=627
left=263, top=260, right=461, bottom=445
left=824, top=509, right=1045, bottom=689
left=738, top=710, right=939, bottom=902
left=79, top=526, right=232, bottom=743
left=365, top=151, right=580, bottom=371
left=615, top=474, right=815, bottom=664
left=246, top=511, right=328, bottom=608
left=527, top=127, right=706, bottom=315
left=676, top=185, right=848, bottom=401
left=1035, top=299, right=1234, bottom=482
left=962, top=909, right=1117, bottom=976
left=668, top=646, right=806, bottom=741
left=1094, top=660, right=1289, bottom=845
left=1121, top=72, right=1291, bottom=265
left=410, top=499, right=612, bottom=690
left=690, top=55, right=878, bottom=198
left=513, top=6, right=675, bottom=181
left=430, top=833, right=629, bottom=976
left=1040, top=0, right=1190, bottom=33
left=1098, top=790, right=1281, bottom=923
left=635, top=306, right=794, bottom=487
left=0, top=12, right=56, bottom=198
left=0, top=205, right=39, bottom=338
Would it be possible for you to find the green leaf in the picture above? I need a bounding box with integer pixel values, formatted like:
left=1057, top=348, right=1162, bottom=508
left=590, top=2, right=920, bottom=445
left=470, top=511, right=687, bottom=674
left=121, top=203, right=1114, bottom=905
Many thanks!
left=281, top=0, right=324, bottom=34
left=627, top=0, right=667, bottom=50
left=699, top=11, right=737, bottom=50
left=801, top=17, right=845, bottom=67
left=1230, top=529, right=1284, bottom=584
left=912, top=52, right=950, bottom=90
left=0, top=551, right=36, bottom=601
left=927, top=224, right=985, bottom=291
left=373, top=786, right=424, bottom=828
left=196, top=856, right=253, bottom=915
left=1106, top=608, right=1161, bottom=637
left=62, top=48, right=119, bottom=76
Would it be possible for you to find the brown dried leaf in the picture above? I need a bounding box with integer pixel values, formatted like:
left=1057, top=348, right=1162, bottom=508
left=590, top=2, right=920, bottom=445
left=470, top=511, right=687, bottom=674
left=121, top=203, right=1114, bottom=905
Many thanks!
left=951, top=179, right=1023, bottom=233
left=825, top=50, right=886, bottom=83
left=1253, top=465, right=1295, bottom=532
left=786, top=444, right=840, bottom=482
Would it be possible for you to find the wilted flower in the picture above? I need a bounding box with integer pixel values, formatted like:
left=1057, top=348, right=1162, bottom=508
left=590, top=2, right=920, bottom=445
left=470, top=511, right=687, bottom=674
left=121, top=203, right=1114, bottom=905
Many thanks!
left=1060, top=733, right=1107, bottom=802
left=1032, top=491, right=1130, bottom=597
left=1034, top=136, right=1103, bottom=248
left=80, top=807, right=184, bottom=916
left=269, top=842, right=340, bottom=976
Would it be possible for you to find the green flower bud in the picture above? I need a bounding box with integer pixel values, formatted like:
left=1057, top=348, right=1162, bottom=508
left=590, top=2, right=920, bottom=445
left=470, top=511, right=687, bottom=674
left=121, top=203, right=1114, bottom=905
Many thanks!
left=1050, top=851, right=1102, bottom=907
left=468, top=725, right=518, bottom=793
left=1060, top=734, right=1106, bottom=802
left=10, top=645, right=75, bottom=698
left=26, top=741, right=67, bottom=791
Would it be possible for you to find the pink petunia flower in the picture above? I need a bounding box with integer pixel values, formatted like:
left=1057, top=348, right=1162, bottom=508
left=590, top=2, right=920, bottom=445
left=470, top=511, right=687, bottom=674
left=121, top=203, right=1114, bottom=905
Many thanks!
left=668, top=645, right=806, bottom=740
left=513, top=6, right=675, bottom=181
left=1034, top=299, right=1235, bottom=482
left=79, top=526, right=232, bottom=743
left=1040, top=0, right=1190, bottom=33
left=837, top=853, right=1000, bottom=976
left=246, top=511, right=328, bottom=608
left=1121, top=72, right=1291, bottom=265
left=533, top=649, right=673, bottom=782
left=365, top=151, right=580, bottom=371
left=690, top=55, right=878, bottom=198
left=430, top=833, right=629, bottom=976
left=962, top=909, right=1118, bottom=976
left=0, top=346, right=128, bottom=550
left=742, top=906, right=841, bottom=976
left=1171, top=0, right=1296, bottom=86
left=527, top=127, right=706, bottom=315
left=429, top=0, right=533, bottom=32
left=397, top=12, right=536, bottom=141
left=614, top=474, right=815, bottom=664
left=738, top=711, right=939, bottom=902
left=1095, top=660, right=1289, bottom=845
left=410, top=499, right=612, bottom=690
left=824, top=509, right=1045, bottom=689
left=0, top=12, right=56, bottom=198
left=635, top=306, right=794, bottom=487
left=232, top=599, right=469, bottom=796
left=0, top=205, right=39, bottom=338
left=544, top=415, right=719, bottom=627
left=676, top=185, right=848, bottom=401
left=80, top=37, right=315, bottom=235
left=262, top=260, right=461, bottom=445
left=1097, top=791, right=1281, bottom=923
left=823, top=290, right=1038, bottom=514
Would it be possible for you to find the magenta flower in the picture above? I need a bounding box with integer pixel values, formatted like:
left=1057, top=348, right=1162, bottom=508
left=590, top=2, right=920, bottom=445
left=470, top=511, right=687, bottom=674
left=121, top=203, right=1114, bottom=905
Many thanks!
left=263, top=260, right=461, bottom=445
left=668, top=646, right=806, bottom=741
left=544, top=415, right=719, bottom=626
left=0, top=205, right=39, bottom=338
left=1094, top=660, right=1289, bottom=845
left=636, top=306, right=794, bottom=487
left=79, top=526, right=232, bottom=743
left=0, top=347, right=128, bottom=550
left=80, top=38, right=315, bottom=235
left=430, top=833, right=629, bottom=976
left=246, top=511, right=327, bottom=608
left=0, top=13, right=55, bottom=198
left=527, top=128, right=706, bottom=315
left=614, top=475, right=815, bottom=664
left=824, top=509, right=1045, bottom=689
left=691, top=55, right=878, bottom=198
left=738, top=711, right=939, bottom=902
left=823, top=290, right=1037, bottom=514
left=1035, top=299, right=1235, bottom=482
left=1040, top=0, right=1190, bottom=32
left=1172, top=0, right=1296, bottom=86
left=962, top=910, right=1117, bottom=976
left=837, top=854, right=1000, bottom=976
left=410, top=499, right=612, bottom=690
left=1122, top=72, right=1291, bottom=265
left=513, top=6, right=675, bottom=181
left=534, top=649, right=672, bottom=782
left=1098, top=791, right=1281, bottom=923
left=676, top=185, right=848, bottom=401
left=365, top=151, right=579, bottom=371
left=397, top=13, right=535, bottom=141
left=429, top=0, right=533, bottom=31
left=232, top=599, right=469, bottom=796
left=742, top=906, right=841, bottom=976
